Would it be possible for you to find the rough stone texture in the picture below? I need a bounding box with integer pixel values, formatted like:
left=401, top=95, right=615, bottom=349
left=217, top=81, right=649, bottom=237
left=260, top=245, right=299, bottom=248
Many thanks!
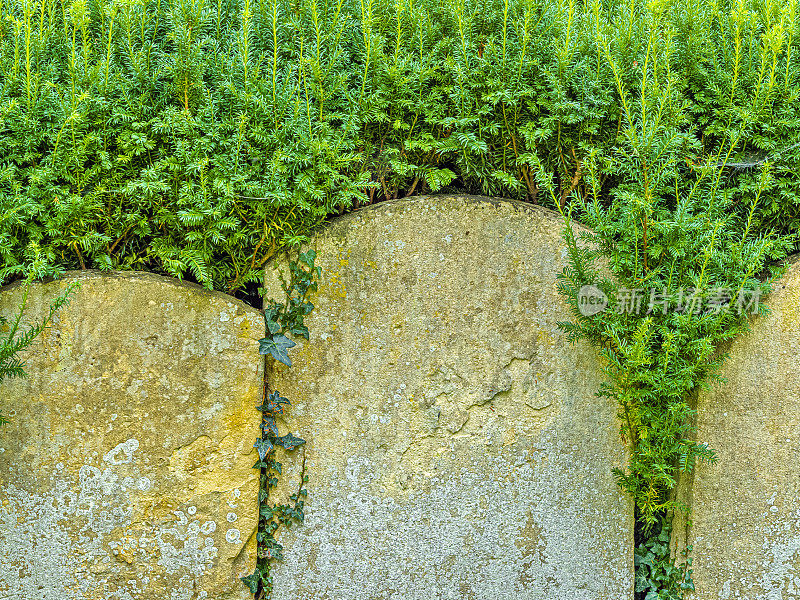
left=264, top=195, right=633, bottom=600
left=0, top=271, right=262, bottom=600
left=679, top=257, right=800, bottom=600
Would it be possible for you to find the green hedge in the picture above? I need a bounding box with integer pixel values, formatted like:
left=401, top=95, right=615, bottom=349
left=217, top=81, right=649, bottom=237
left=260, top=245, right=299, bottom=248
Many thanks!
left=0, top=0, right=798, bottom=291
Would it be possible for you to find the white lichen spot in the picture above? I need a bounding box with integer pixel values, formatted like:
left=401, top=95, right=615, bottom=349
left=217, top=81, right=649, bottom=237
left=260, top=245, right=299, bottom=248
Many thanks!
left=227, top=513, right=237, bottom=523
left=137, top=477, right=152, bottom=491
left=225, top=528, right=241, bottom=543
left=103, top=438, right=139, bottom=465
left=199, top=402, right=223, bottom=421
left=187, top=506, right=197, bottom=515
left=200, top=521, right=217, bottom=534
left=79, top=465, right=102, bottom=488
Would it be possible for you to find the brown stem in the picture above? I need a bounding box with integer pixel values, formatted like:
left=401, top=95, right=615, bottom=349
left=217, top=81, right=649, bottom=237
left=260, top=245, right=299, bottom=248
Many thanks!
left=520, top=164, right=538, bottom=202
left=621, top=400, right=638, bottom=449
left=73, top=243, right=86, bottom=270
left=404, top=176, right=419, bottom=198
left=379, top=171, right=390, bottom=201
left=108, top=223, right=134, bottom=254
left=560, top=157, right=584, bottom=208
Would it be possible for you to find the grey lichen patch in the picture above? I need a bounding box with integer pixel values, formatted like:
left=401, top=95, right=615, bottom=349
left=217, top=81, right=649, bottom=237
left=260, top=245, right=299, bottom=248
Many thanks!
left=0, top=271, right=263, bottom=600
left=680, top=257, right=800, bottom=600
left=265, top=196, right=633, bottom=599
left=274, top=446, right=625, bottom=600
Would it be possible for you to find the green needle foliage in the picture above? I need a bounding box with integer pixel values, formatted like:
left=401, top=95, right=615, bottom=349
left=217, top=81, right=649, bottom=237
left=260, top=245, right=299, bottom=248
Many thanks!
left=555, top=145, right=789, bottom=524
left=544, top=6, right=795, bottom=595
left=0, top=0, right=797, bottom=293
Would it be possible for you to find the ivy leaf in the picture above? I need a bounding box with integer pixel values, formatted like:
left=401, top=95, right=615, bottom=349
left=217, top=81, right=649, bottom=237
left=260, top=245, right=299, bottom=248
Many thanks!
left=263, top=305, right=282, bottom=336
left=266, top=317, right=282, bottom=335
left=264, top=305, right=280, bottom=323
left=299, top=249, right=316, bottom=267
left=258, top=334, right=296, bottom=366
left=635, top=572, right=652, bottom=592
left=254, top=437, right=274, bottom=460
left=241, top=571, right=260, bottom=593
left=261, top=544, right=284, bottom=560
left=291, top=323, right=310, bottom=339
left=257, top=391, right=290, bottom=414
left=276, top=433, right=305, bottom=450
left=262, top=418, right=279, bottom=437
left=270, top=390, right=291, bottom=405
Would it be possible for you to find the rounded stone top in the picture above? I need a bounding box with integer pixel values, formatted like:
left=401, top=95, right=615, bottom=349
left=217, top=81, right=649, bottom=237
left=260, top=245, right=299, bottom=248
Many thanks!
left=264, top=193, right=632, bottom=600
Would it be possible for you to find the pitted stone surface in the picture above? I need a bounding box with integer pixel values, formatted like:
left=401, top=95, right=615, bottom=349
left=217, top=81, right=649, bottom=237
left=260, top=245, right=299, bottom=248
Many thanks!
left=681, top=258, right=800, bottom=600
left=0, top=271, right=261, bottom=600
left=264, top=196, right=633, bottom=599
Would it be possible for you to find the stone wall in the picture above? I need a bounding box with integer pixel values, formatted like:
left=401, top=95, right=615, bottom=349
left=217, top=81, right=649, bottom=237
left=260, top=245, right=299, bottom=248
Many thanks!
left=0, top=272, right=262, bottom=600
left=0, top=196, right=636, bottom=599
left=264, top=196, right=634, bottom=599
left=4, top=196, right=799, bottom=599
left=677, top=257, right=800, bottom=600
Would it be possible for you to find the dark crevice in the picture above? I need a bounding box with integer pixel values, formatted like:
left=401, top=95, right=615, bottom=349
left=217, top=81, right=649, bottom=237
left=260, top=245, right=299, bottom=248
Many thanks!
left=233, top=280, right=264, bottom=310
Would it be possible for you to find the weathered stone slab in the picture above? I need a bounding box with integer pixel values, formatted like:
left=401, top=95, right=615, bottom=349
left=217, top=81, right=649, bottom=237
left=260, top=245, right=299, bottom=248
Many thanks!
left=0, top=272, right=262, bottom=600
left=264, top=196, right=633, bottom=599
left=681, top=258, right=800, bottom=599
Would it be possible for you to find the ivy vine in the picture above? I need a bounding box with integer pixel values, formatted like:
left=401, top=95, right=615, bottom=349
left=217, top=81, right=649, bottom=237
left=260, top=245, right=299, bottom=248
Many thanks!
left=242, top=250, right=320, bottom=599
left=634, top=516, right=694, bottom=600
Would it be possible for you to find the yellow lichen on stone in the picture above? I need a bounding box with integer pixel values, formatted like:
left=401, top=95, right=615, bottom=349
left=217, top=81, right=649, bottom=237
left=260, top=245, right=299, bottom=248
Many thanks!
left=0, top=271, right=262, bottom=600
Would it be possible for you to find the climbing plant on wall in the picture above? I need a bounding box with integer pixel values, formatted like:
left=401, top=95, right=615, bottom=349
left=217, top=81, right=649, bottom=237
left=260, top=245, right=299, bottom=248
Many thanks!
left=242, top=249, right=319, bottom=599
